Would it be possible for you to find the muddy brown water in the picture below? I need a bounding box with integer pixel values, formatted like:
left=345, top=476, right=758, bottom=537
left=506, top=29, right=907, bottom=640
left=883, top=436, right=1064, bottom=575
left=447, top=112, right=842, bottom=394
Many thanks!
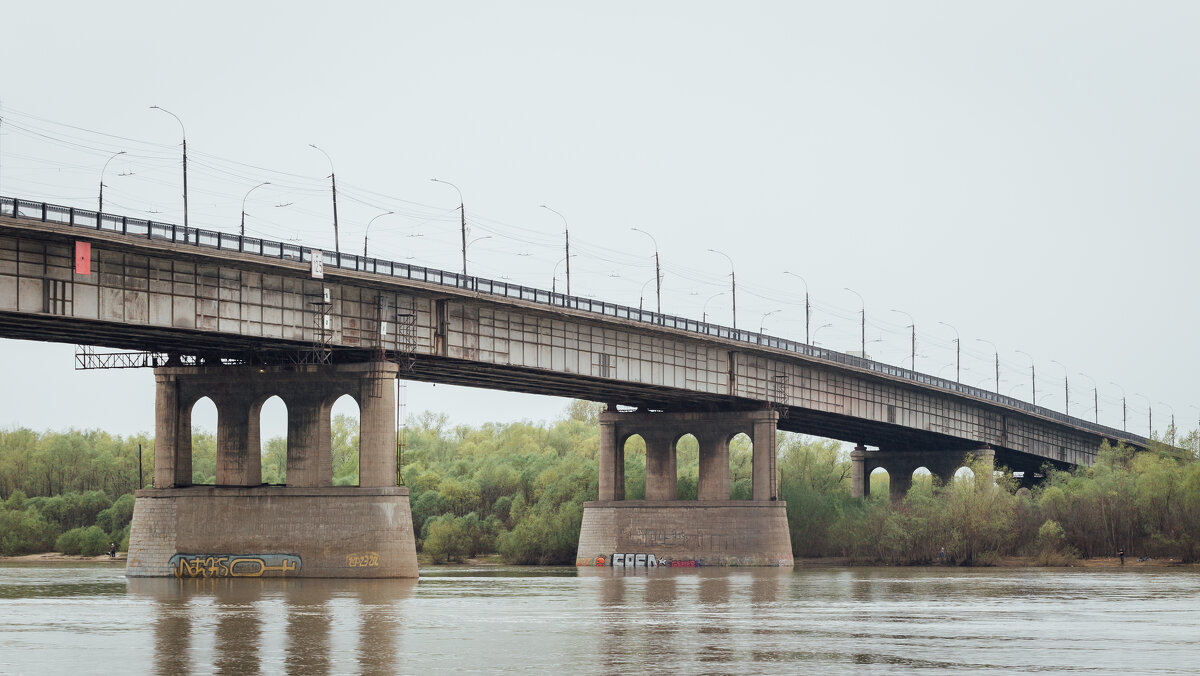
left=0, top=564, right=1197, bottom=674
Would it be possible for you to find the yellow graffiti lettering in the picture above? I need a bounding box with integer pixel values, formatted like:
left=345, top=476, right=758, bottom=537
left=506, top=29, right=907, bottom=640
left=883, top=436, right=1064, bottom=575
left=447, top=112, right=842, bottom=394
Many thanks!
left=346, top=552, right=380, bottom=567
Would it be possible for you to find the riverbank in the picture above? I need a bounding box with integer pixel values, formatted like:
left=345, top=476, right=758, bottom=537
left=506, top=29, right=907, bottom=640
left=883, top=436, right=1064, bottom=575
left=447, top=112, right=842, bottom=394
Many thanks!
left=3, top=552, right=1194, bottom=568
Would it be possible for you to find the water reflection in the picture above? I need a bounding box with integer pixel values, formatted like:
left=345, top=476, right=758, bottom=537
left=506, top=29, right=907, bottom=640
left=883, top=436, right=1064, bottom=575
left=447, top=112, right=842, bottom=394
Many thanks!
left=128, top=578, right=416, bottom=675
left=3, top=566, right=1198, bottom=674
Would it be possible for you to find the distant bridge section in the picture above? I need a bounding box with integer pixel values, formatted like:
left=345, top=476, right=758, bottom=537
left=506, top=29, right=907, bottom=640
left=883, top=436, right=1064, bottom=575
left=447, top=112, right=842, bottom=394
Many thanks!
left=0, top=196, right=1148, bottom=476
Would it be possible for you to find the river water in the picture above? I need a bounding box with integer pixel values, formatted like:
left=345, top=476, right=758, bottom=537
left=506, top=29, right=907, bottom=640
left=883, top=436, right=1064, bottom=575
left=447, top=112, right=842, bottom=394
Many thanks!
left=0, top=563, right=1197, bottom=674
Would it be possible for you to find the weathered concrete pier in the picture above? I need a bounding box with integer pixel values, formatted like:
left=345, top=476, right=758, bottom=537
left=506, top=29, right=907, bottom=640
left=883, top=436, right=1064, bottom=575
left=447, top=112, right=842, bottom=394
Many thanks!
left=576, top=408, right=793, bottom=567
left=126, top=361, right=418, bottom=578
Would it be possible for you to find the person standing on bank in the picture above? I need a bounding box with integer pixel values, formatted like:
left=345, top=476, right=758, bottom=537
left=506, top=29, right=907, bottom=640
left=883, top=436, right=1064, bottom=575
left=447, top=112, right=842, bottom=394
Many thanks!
left=1118, top=548, right=1125, bottom=566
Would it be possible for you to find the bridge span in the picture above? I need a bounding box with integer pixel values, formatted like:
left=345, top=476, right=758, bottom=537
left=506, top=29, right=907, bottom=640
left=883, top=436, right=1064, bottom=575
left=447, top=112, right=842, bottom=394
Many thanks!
left=0, top=195, right=1151, bottom=575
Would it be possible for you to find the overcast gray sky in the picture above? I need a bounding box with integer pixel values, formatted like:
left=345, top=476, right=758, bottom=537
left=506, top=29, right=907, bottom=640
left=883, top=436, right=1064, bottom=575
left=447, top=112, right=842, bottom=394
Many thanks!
left=1, top=1, right=1196, bottom=441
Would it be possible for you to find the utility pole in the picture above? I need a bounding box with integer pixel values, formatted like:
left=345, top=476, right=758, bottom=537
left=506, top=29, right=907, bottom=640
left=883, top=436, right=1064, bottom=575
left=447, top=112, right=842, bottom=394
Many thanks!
left=311, top=145, right=340, bottom=259
left=150, top=106, right=187, bottom=231
left=542, top=205, right=571, bottom=296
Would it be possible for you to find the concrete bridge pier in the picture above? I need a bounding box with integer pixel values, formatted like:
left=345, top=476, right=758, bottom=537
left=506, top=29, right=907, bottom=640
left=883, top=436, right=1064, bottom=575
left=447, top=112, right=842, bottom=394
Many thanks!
left=126, top=361, right=418, bottom=579
left=851, top=444, right=996, bottom=500
left=578, top=408, right=793, bottom=568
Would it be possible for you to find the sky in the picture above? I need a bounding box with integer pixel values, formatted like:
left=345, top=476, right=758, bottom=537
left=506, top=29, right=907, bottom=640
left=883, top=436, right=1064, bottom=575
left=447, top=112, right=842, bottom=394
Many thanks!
left=1, top=1, right=1197, bottom=442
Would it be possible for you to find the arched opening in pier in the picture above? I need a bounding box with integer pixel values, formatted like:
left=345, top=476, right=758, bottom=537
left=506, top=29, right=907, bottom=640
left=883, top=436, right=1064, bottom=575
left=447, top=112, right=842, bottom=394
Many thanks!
left=190, top=396, right=217, bottom=485
left=953, top=466, right=976, bottom=483
left=675, top=433, right=699, bottom=500
left=331, top=394, right=360, bottom=486
left=622, top=434, right=647, bottom=500
left=869, top=467, right=890, bottom=497
left=912, top=466, right=934, bottom=493
left=258, top=395, right=287, bottom=485
left=730, top=432, right=753, bottom=499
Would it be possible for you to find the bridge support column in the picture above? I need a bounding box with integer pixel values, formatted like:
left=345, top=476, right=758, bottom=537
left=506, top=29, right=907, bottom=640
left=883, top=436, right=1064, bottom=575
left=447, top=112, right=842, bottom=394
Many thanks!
left=214, top=392, right=262, bottom=486
left=644, top=432, right=677, bottom=501
left=578, top=408, right=792, bottom=568
left=697, top=431, right=729, bottom=501
left=128, top=361, right=417, bottom=578
left=850, top=445, right=867, bottom=499
left=284, top=394, right=332, bottom=488
left=153, top=373, right=192, bottom=488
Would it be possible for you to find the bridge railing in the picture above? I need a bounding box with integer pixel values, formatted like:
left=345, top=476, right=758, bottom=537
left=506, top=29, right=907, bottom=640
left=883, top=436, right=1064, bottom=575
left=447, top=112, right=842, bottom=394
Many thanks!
left=0, top=195, right=1147, bottom=445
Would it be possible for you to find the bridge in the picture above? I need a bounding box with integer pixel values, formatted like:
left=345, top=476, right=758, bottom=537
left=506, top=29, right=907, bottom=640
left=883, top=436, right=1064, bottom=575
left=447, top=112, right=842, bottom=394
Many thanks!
left=0, top=195, right=1149, bottom=576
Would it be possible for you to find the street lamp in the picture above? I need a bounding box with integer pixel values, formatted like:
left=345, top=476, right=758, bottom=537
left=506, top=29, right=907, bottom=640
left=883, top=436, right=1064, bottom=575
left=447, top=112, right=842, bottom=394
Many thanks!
left=938, top=321, right=960, bottom=382
left=541, top=205, right=571, bottom=296
left=149, top=106, right=187, bottom=231
left=638, top=276, right=656, bottom=312
left=363, top=210, right=394, bottom=260
left=975, top=338, right=1000, bottom=393
left=99, top=150, right=126, bottom=214
left=811, top=323, right=834, bottom=347
left=783, top=271, right=811, bottom=345
left=702, top=291, right=726, bottom=324
left=430, top=178, right=468, bottom=279
left=552, top=255, right=574, bottom=295
left=310, top=144, right=340, bottom=258
left=632, top=228, right=662, bottom=315
left=1133, top=392, right=1152, bottom=437
left=889, top=309, right=916, bottom=370
left=239, top=181, right=272, bottom=251
left=708, top=249, right=736, bottom=330
left=1109, top=381, right=1127, bottom=432
left=1077, top=372, right=1098, bottom=423
left=1016, top=350, right=1036, bottom=405
left=1159, top=401, right=1176, bottom=443
left=760, top=309, right=781, bottom=335
left=1050, top=359, right=1070, bottom=416
left=843, top=287, right=865, bottom=357
left=466, top=235, right=492, bottom=258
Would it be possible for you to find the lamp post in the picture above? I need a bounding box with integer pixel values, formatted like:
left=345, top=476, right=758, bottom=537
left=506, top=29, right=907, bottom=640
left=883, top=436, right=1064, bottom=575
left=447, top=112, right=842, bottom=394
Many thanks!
left=1159, top=401, right=1176, bottom=444
left=702, top=291, right=725, bottom=324
left=541, top=205, right=571, bottom=297
left=149, top=106, right=187, bottom=231
left=938, top=321, right=960, bottom=382
left=1109, top=381, right=1127, bottom=432
left=363, top=210, right=394, bottom=260
left=310, top=144, right=340, bottom=258
left=99, top=150, right=126, bottom=214
left=811, top=323, right=834, bottom=347
left=975, top=338, right=1000, bottom=393
left=1050, top=360, right=1070, bottom=416
left=632, top=228, right=662, bottom=315
left=466, top=235, right=492, bottom=259
left=430, top=178, right=467, bottom=279
left=552, top=255, right=572, bottom=294
left=1016, top=350, right=1036, bottom=405
left=1134, top=392, right=1152, bottom=437
left=1077, top=372, right=1098, bottom=423
left=239, top=181, right=271, bottom=245
left=889, top=309, right=916, bottom=370
left=843, top=287, right=865, bottom=357
left=708, top=249, right=736, bottom=330
left=783, top=271, right=811, bottom=345
left=760, top=309, right=781, bottom=335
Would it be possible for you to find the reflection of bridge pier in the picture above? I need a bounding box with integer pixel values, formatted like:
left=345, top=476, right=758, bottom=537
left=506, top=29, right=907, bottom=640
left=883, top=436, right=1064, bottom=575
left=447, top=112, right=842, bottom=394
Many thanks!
left=127, top=361, right=418, bottom=578
left=577, top=408, right=793, bottom=568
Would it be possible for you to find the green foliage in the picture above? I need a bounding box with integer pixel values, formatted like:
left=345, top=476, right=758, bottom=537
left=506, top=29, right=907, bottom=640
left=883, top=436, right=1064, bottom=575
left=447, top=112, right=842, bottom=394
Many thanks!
left=54, top=525, right=110, bottom=556
left=0, top=507, right=57, bottom=555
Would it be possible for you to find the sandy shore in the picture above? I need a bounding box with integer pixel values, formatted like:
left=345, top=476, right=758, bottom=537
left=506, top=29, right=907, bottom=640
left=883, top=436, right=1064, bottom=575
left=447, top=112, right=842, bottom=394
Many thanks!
left=1, top=552, right=126, bottom=564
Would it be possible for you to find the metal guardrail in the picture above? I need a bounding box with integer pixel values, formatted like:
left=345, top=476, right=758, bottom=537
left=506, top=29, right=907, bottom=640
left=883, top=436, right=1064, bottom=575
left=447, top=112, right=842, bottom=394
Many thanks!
left=0, top=195, right=1148, bottom=445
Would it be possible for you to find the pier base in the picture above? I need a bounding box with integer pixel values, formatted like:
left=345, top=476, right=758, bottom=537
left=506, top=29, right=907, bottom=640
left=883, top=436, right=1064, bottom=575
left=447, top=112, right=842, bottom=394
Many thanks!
left=576, top=501, right=793, bottom=568
left=126, top=486, right=418, bottom=578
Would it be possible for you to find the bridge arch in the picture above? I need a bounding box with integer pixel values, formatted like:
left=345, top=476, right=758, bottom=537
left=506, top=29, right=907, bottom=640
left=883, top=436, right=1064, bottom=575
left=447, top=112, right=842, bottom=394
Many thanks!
left=675, top=433, right=699, bottom=500
left=258, top=395, right=288, bottom=485
left=729, top=432, right=753, bottom=499
left=330, top=393, right=361, bottom=486
left=869, top=466, right=890, bottom=497
left=189, top=396, right=217, bottom=485
left=619, top=433, right=646, bottom=500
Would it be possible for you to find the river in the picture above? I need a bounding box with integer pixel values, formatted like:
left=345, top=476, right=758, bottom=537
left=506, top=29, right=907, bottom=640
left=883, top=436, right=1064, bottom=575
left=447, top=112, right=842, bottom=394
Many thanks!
left=0, top=563, right=1196, bottom=674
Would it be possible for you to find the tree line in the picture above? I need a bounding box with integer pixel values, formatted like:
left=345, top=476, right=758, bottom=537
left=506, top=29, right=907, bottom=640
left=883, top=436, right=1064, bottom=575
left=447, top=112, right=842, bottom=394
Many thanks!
left=1, top=403, right=1197, bottom=564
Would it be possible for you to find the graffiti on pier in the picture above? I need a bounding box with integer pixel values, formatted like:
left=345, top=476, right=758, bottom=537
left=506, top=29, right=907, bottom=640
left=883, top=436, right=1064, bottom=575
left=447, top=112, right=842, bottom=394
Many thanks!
left=169, top=553, right=302, bottom=578
left=576, top=552, right=791, bottom=568
left=346, top=551, right=380, bottom=568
